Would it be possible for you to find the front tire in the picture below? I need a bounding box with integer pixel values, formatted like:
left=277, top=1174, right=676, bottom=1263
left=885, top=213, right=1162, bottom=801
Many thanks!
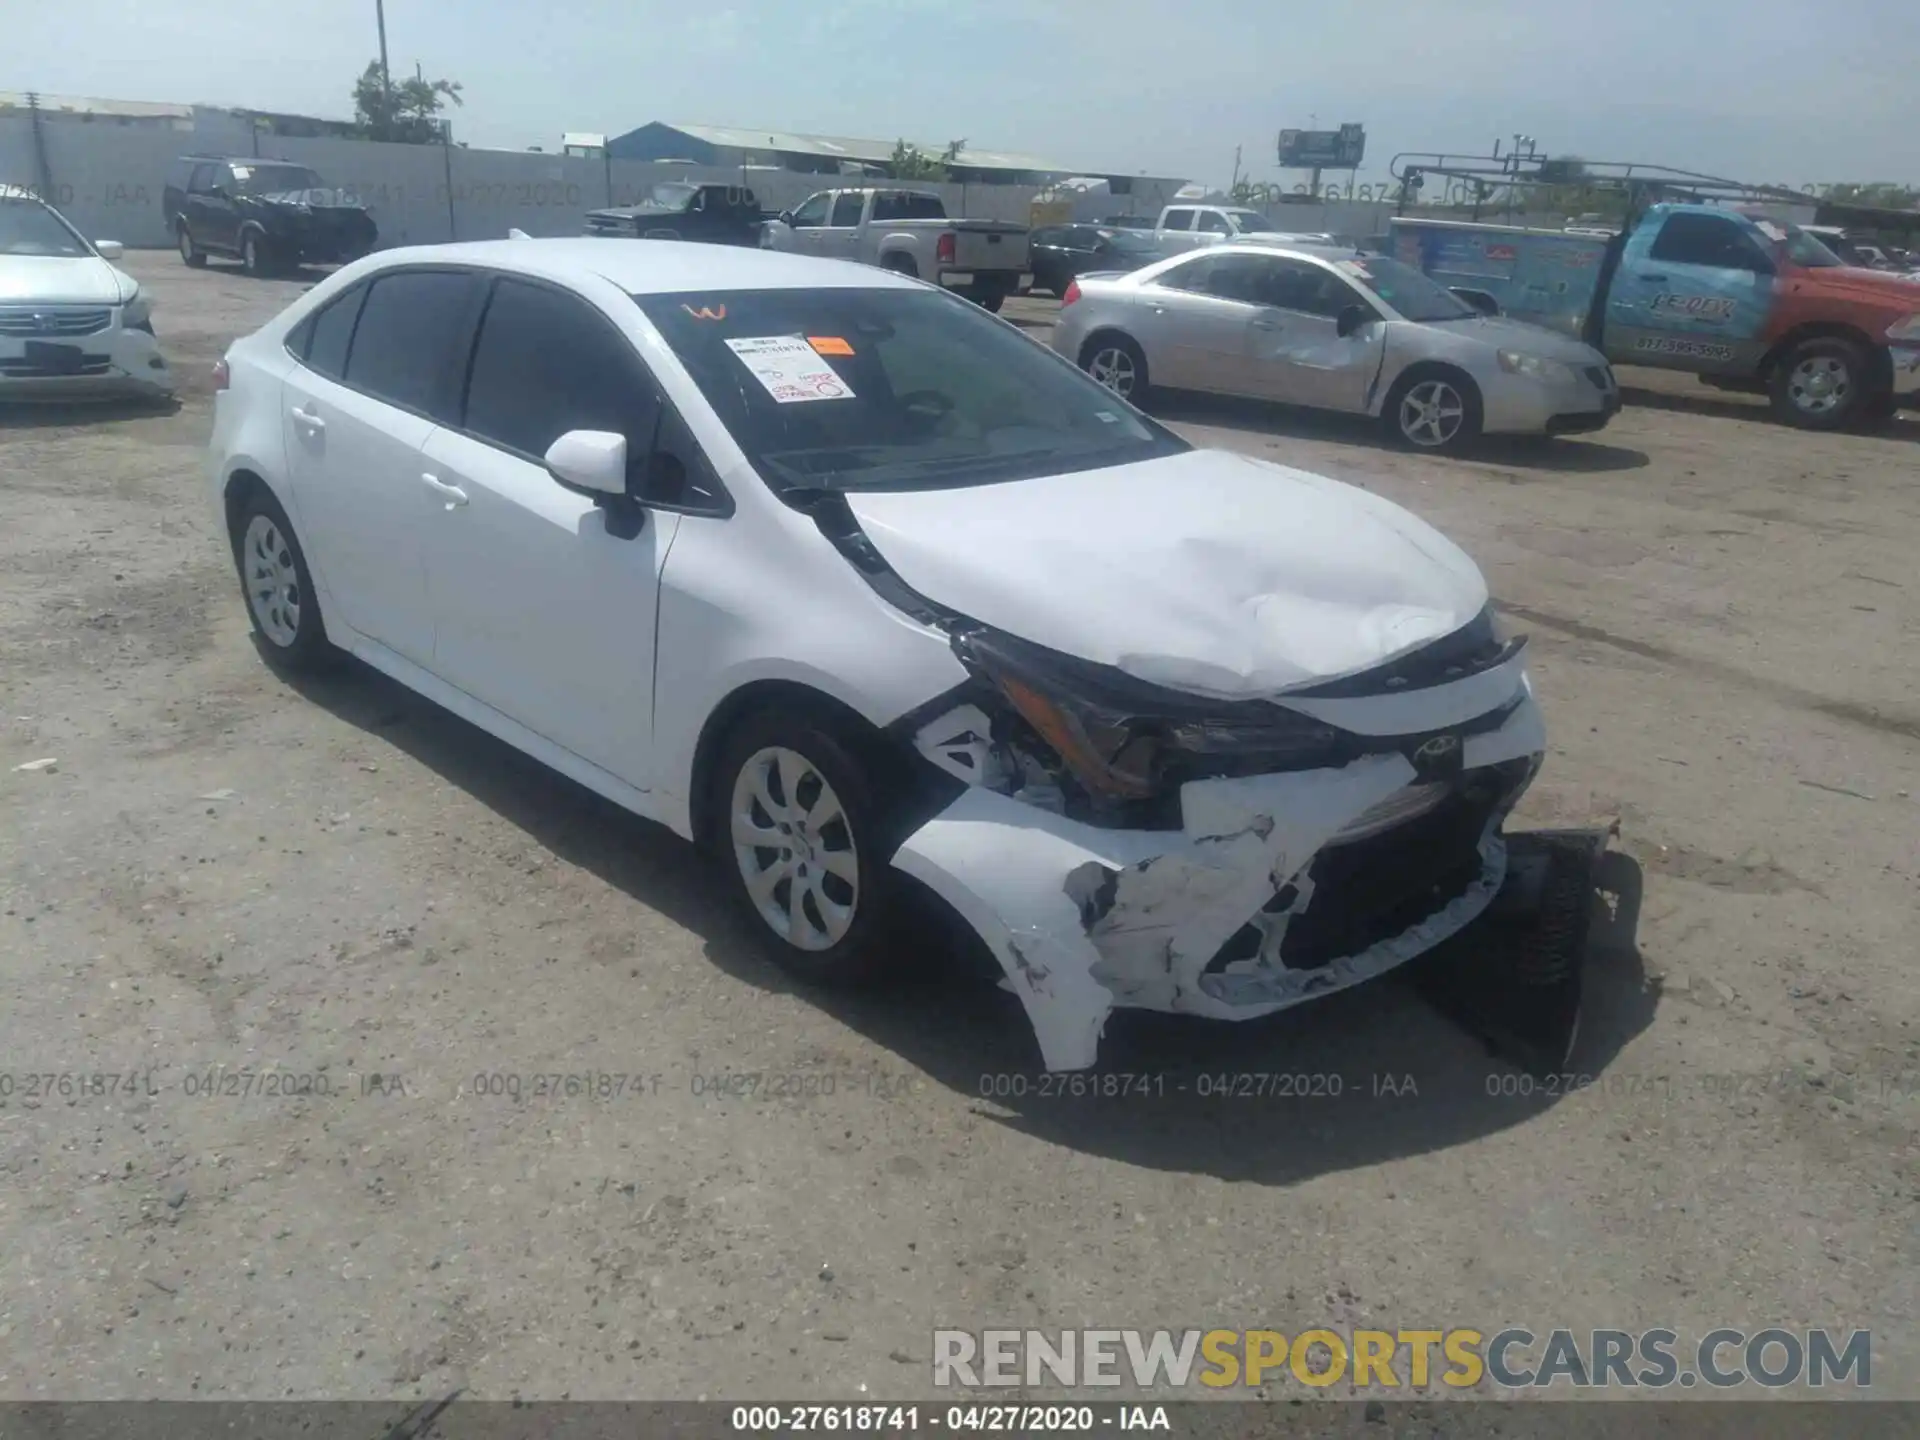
left=230, top=489, right=333, bottom=672
left=240, top=230, right=273, bottom=278
left=1384, top=368, right=1482, bottom=453
left=711, top=710, right=899, bottom=987
left=178, top=223, right=207, bottom=268
left=1770, top=336, right=1868, bottom=430
left=1080, top=332, right=1149, bottom=404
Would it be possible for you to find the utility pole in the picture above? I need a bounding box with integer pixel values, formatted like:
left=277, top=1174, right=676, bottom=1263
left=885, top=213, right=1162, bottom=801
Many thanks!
left=375, top=0, right=393, bottom=137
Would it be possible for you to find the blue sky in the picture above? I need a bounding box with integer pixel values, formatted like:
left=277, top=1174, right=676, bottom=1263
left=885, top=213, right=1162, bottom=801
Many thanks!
left=8, top=0, right=1916, bottom=188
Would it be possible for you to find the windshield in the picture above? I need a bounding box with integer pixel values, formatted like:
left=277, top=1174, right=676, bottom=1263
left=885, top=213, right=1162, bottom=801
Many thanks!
left=0, top=198, right=91, bottom=257
left=634, top=288, right=1187, bottom=492
left=649, top=182, right=699, bottom=208
left=230, top=163, right=325, bottom=194
left=1333, top=253, right=1475, bottom=322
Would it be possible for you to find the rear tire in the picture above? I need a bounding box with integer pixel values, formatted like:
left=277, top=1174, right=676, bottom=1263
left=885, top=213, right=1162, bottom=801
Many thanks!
left=1384, top=367, right=1483, bottom=453
left=229, top=488, right=334, bottom=673
left=1770, top=336, right=1868, bottom=430
left=973, top=290, right=1007, bottom=314
left=881, top=254, right=918, bottom=279
left=178, top=223, right=207, bottom=269
left=1079, top=332, right=1149, bottom=405
left=709, top=709, right=901, bottom=988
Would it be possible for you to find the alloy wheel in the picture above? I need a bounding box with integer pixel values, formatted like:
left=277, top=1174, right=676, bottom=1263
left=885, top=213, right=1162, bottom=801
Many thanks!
left=729, top=746, right=860, bottom=952
left=1087, top=346, right=1136, bottom=398
left=1399, top=378, right=1467, bottom=448
left=242, top=513, right=301, bottom=648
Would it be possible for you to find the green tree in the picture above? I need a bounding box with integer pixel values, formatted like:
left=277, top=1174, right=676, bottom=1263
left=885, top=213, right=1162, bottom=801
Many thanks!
left=352, top=60, right=464, bottom=144
left=887, top=140, right=948, bottom=183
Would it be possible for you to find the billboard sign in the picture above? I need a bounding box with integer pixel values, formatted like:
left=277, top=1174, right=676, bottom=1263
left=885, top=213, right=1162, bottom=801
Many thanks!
left=1278, top=124, right=1366, bottom=169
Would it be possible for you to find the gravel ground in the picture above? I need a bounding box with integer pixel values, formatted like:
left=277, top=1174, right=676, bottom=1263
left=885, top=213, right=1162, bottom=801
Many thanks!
left=2, top=256, right=1916, bottom=1402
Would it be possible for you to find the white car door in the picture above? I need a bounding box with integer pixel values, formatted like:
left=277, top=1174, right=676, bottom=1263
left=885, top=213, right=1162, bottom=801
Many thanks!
left=1143, top=252, right=1266, bottom=394
left=819, top=191, right=866, bottom=263
left=1240, top=255, right=1386, bottom=412
left=784, top=192, right=835, bottom=258
left=280, top=268, right=482, bottom=667
left=415, top=274, right=689, bottom=788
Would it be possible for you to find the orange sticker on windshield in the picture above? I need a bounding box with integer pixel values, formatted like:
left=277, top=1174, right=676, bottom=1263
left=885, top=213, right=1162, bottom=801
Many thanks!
left=808, top=336, right=854, bottom=356
left=682, top=303, right=726, bottom=320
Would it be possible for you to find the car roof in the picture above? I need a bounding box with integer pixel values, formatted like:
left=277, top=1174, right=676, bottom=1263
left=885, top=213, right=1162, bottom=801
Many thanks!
left=364, top=237, right=924, bottom=295
left=1202, top=238, right=1361, bottom=263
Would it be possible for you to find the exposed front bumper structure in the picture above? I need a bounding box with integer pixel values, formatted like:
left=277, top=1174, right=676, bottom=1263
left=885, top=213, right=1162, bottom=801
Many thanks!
left=894, top=692, right=1546, bottom=1072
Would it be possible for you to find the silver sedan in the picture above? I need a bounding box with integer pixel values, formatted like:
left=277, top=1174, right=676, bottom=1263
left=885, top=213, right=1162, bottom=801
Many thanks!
left=1049, top=241, right=1620, bottom=452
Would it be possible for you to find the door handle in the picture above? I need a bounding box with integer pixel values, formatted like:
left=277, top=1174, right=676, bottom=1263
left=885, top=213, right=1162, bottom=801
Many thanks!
left=290, top=404, right=325, bottom=435
left=420, top=472, right=468, bottom=508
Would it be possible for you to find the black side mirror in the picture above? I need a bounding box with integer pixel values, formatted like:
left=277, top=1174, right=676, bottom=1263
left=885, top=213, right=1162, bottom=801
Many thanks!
left=1450, top=287, right=1501, bottom=317
left=1336, top=304, right=1371, bottom=339
left=778, top=210, right=794, bottom=225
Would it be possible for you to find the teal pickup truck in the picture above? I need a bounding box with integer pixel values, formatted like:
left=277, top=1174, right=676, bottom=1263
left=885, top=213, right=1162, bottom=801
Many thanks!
left=1390, top=204, right=1920, bottom=428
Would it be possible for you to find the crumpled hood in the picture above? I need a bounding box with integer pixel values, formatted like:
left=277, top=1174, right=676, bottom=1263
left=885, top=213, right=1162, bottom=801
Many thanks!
left=843, top=448, right=1488, bottom=699
left=0, top=254, right=131, bottom=305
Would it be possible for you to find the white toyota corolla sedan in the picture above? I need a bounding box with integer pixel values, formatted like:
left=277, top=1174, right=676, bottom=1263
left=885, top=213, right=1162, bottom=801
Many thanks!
left=209, top=239, right=1547, bottom=1071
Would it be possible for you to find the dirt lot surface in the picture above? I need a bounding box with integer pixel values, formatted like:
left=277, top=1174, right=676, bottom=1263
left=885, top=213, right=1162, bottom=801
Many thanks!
left=3, top=257, right=1917, bottom=1402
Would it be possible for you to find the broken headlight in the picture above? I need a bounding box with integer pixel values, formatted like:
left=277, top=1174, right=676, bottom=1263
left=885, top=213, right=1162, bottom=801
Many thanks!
left=953, top=627, right=1353, bottom=815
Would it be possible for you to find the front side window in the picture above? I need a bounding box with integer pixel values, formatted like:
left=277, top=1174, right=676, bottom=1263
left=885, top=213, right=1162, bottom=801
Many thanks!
left=462, top=278, right=662, bottom=476
left=829, top=193, right=865, bottom=227
left=342, top=270, right=481, bottom=418
left=0, top=198, right=89, bottom=258
left=1649, top=214, right=1770, bottom=271
left=634, top=287, right=1187, bottom=493
left=790, top=193, right=831, bottom=227
left=187, top=163, right=217, bottom=193
left=1196, top=211, right=1233, bottom=234
left=1264, top=259, right=1361, bottom=319
left=1161, top=208, right=1196, bottom=231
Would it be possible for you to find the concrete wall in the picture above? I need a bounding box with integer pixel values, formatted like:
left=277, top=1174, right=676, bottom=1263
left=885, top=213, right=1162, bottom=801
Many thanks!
left=0, top=116, right=1058, bottom=247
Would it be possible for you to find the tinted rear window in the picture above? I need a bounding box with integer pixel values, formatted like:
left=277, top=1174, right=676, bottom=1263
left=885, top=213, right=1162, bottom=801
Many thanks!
left=343, top=270, right=480, bottom=418
left=303, top=284, right=366, bottom=380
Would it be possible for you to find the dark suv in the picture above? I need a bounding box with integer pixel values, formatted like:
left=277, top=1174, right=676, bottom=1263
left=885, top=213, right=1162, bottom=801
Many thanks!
left=163, top=156, right=377, bottom=277
left=584, top=182, right=766, bottom=246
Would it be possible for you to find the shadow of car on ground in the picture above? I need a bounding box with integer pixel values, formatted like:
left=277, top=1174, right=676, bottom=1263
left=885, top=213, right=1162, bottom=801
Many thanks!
left=278, top=646, right=1653, bottom=1187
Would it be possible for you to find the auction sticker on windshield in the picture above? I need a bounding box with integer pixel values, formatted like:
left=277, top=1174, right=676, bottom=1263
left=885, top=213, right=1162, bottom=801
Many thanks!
left=725, top=335, right=856, bottom=403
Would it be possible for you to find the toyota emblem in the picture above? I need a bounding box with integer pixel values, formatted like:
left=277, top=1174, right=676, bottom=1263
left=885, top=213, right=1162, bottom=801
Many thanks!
left=31, top=312, right=52, bottom=333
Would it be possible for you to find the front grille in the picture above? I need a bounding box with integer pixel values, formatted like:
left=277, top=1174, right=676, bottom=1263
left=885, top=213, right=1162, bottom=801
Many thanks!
left=0, top=354, right=112, bottom=377
left=0, top=306, right=111, bottom=337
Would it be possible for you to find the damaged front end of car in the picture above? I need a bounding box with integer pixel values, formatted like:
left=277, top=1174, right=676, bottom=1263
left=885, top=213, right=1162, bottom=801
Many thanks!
left=888, top=614, right=1553, bottom=1073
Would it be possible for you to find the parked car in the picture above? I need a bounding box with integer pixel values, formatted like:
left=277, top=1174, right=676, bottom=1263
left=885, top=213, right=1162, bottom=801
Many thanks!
left=1098, top=214, right=1158, bottom=230
left=207, top=238, right=1550, bottom=1072
left=163, top=155, right=378, bottom=277
left=1802, top=226, right=1898, bottom=271
left=585, top=181, right=766, bottom=246
left=0, top=185, right=174, bottom=401
left=761, top=187, right=1030, bottom=311
left=1027, top=224, right=1164, bottom=296
left=1392, top=207, right=1920, bottom=428
left=1146, top=203, right=1333, bottom=258
left=1052, top=240, right=1618, bottom=451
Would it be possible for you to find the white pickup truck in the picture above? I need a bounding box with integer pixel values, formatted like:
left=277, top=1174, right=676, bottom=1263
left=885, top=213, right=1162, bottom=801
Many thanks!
left=1147, top=203, right=1333, bottom=257
left=761, top=187, right=1031, bottom=312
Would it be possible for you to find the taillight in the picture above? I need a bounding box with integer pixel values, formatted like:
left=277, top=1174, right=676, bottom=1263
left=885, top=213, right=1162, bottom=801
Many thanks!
left=212, top=358, right=230, bottom=391
left=1061, top=280, right=1081, bottom=307
left=937, top=233, right=956, bottom=265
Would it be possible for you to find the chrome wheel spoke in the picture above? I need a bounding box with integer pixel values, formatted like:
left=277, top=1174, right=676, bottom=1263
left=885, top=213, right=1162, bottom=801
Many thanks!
left=819, top=847, right=858, bottom=882
left=732, top=811, right=781, bottom=848
left=729, top=745, right=861, bottom=953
